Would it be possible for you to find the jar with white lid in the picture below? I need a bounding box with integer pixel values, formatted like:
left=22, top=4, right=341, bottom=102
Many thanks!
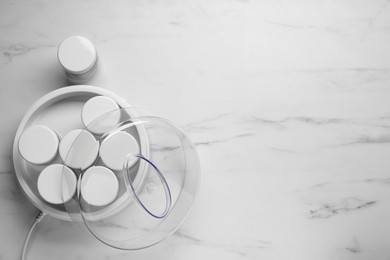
left=57, top=35, right=98, bottom=83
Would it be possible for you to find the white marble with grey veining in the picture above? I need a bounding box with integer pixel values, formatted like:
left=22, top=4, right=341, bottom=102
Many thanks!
left=1, top=0, right=390, bottom=259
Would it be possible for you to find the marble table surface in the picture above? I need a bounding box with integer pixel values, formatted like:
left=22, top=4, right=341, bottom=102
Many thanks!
left=1, top=0, right=390, bottom=259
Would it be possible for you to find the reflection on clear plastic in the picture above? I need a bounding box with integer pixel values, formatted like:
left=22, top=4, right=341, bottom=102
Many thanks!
left=61, top=108, right=200, bottom=250
left=124, top=154, right=172, bottom=219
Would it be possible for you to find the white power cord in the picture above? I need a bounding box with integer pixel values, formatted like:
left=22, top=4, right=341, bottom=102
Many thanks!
left=21, top=211, right=46, bottom=260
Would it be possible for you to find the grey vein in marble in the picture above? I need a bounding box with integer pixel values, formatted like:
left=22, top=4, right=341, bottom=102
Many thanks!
left=194, top=133, right=254, bottom=147
left=263, top=20, right=341, bottom=34
left=308, top=197, right=376, bottom=219
left=342, top=134, right=390, bottom=146
left=1, top=43, right=56, bottom=63
left=345, top=237, right=361, bottom=254
left=250, top=116, right=348, bottom=128
left=174, top=230, right=271, bottom=257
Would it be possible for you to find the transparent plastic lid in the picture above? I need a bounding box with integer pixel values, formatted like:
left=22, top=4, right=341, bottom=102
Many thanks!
left=61, top=108, right=200, bottom=250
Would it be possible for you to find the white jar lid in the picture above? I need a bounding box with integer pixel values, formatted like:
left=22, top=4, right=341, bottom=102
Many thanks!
left=82, top=96, right=120, bottom=135
left=59, top=129, right=99, bottom=170
left=81, top=166, right=119, bottom=206
left=100, top=131, right=140, bottom=171
left=37, top=164, right=77, bottom=204
left=18, top=125, right=59, bottom=165
left=58, top=35, right=97, bottom=74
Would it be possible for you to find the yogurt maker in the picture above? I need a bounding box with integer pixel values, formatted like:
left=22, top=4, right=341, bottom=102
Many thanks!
left=13, top=85, right=201, bottom=252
